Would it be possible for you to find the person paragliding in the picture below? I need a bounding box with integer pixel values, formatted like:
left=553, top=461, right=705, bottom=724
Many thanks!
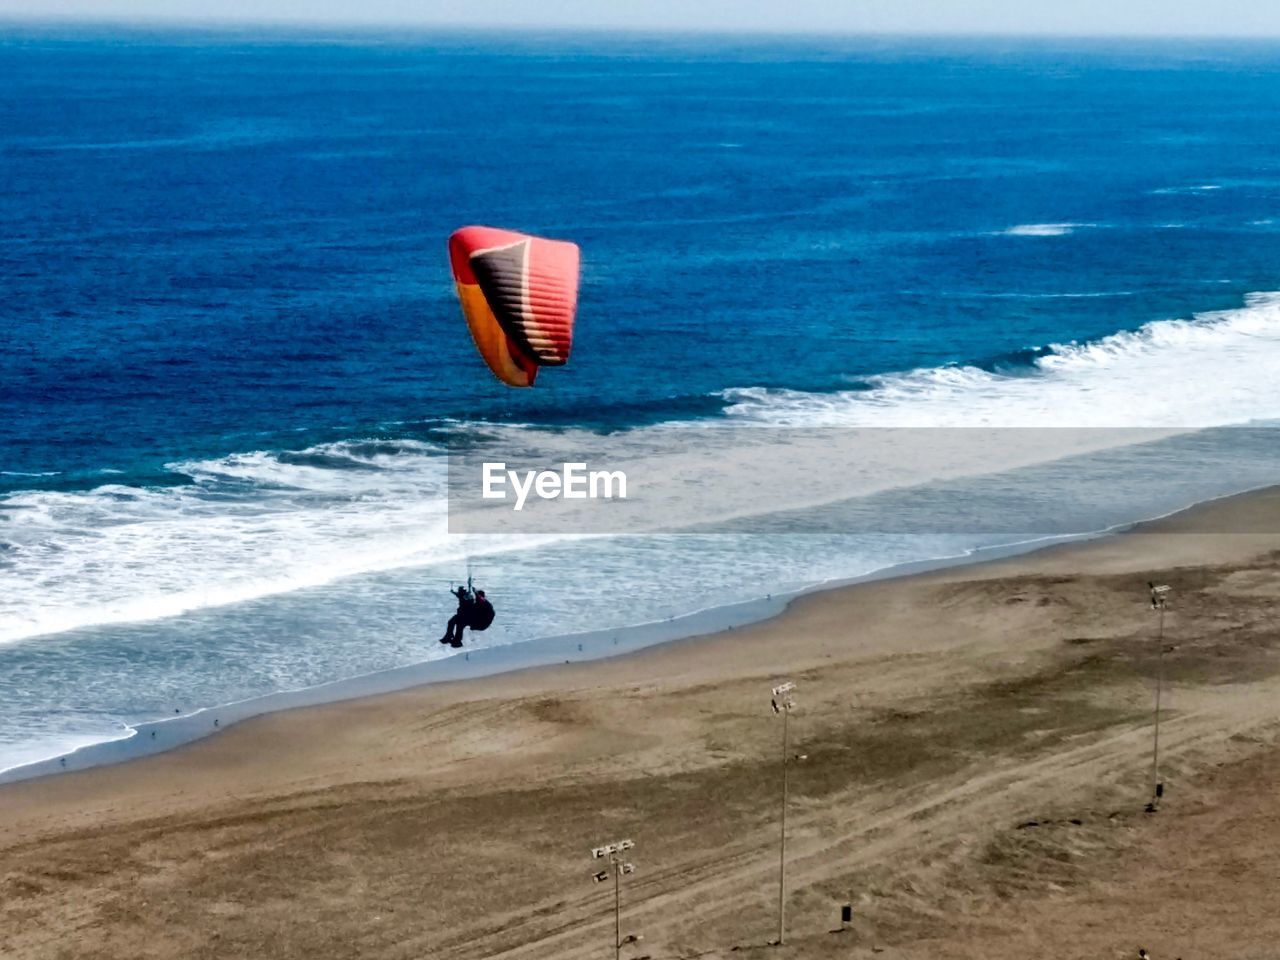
left=438, top=580, right=496, bottom=648
left=439, top=583, right=474, bottom=648
left=448, top=226, right=580, bottom=387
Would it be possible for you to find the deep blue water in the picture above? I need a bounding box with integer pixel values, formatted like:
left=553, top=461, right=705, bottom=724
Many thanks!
left=3, top=25, right=1280, bottom=772
left=5, top=28, right=1280, bottom=487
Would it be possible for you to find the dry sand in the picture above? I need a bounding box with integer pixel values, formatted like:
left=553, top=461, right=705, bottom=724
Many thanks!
left=5, top=489, right=1280, bottom=959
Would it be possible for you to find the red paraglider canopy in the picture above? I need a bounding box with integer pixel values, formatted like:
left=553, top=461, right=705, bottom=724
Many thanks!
left=448, top=226, right=580, bottom=386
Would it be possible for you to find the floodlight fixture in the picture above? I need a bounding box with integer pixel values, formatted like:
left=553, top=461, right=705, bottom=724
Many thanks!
left=590, top=838, right=639, bottom=959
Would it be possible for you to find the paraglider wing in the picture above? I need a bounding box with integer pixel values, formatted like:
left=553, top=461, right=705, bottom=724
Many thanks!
left=448, top=226, right=580, bottom=387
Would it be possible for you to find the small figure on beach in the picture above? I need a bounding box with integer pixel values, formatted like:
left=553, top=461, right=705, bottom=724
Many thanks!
left=439, top=583, right=495, bottom=648
left=1138, top=949, right=1151, bottom=960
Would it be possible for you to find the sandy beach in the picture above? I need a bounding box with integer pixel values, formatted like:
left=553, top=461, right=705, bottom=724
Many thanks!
left=4, top=488, right=1280, bottom=959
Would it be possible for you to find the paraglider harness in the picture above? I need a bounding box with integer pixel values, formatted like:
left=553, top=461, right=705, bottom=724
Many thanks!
left=470, top=591, right=495, bottom=631
left=455, top=576, right=495, bottom=632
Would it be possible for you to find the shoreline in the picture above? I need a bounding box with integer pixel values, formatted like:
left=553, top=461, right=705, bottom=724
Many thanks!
left=5, top=476, right=1276, bottom=786
left=5, top=483, right=1280, bottom=959
left=1, top=530, right=1105, bottom=785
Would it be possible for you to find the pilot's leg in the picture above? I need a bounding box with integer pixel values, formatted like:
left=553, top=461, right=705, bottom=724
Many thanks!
left=440, top=614, right=461, bottom=644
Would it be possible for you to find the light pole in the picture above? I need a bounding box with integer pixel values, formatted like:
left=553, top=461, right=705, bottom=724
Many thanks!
left=591, top=838, right=636, bottom=960
left=771, top=681, right=797, bottom=945
left=1148, top=583, right=1171, bottom=812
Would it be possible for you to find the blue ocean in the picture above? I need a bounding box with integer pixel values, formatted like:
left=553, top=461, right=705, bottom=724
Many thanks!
left=3, top=24, right=1280, bottom=773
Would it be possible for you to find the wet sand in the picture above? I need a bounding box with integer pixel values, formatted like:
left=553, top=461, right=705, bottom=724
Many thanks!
left=4, top=488, right=1280, bottom=959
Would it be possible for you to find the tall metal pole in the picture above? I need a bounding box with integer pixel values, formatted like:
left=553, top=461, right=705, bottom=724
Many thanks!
left=1152, top=599, right=1165, bottom=806
left=591, top=839, right=634, bottom=960
left=1147, top=583, right=1171, bottom=811
left=770, top=682, right=796, bottom=946
left=778, top=704, right=789, bottom=946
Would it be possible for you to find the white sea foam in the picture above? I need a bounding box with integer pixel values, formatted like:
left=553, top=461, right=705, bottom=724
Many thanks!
left=1001, top=223, right=1089, bottom=237
left=1150, top=184, right=1223, bottom=195
left=5, top=293, right=1280, bottom=645
left=937, top=290, right=1137, bottom=301
left=722, top=292, right=1280, bottom=429
left=0, top=438, right=555, bottom=645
